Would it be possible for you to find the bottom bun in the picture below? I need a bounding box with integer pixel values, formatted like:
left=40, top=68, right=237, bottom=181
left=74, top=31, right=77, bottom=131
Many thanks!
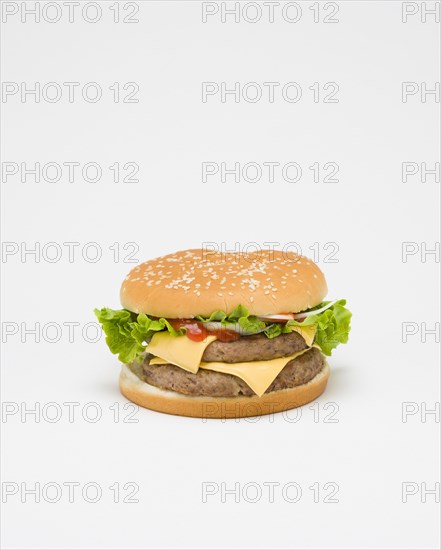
left=119, top=360, right=330, bottom=419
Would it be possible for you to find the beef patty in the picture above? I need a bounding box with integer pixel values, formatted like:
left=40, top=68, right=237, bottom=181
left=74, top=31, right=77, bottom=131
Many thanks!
left=142, top=347, right=325, bottom=397
left=201, top=330, right=308, bottom=363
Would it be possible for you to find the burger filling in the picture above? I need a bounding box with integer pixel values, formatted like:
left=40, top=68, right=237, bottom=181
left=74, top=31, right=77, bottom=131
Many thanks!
left=95, top=300, right=351, bottom=397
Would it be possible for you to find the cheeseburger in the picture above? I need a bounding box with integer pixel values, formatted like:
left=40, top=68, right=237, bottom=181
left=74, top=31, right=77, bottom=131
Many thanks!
left=95, top=248, right=351, bottom=418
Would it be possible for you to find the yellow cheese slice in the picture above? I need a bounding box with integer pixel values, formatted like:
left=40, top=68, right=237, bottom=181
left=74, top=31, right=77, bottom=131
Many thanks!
left=150, top=348, right=312, bottom=397
left=200, top=348, right=311, bottom=397
left=146, top=332, right=217, bottom=374
left=289, top=325, right=316, bottom=347
left=150, top=357, right=175, bottom=365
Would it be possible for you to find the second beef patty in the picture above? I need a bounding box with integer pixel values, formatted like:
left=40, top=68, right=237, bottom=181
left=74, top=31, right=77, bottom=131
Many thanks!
left=142, top=347, right=324, bottom=397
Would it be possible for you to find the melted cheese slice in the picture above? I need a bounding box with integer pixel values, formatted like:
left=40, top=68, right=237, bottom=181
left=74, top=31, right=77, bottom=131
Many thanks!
left=200, top=348, right=311, bottom=396
left=146, top=333, right=217, bottom=374
left=150, top=348, right=312, bottom=397
left=288, top=325, right=316, bottom=347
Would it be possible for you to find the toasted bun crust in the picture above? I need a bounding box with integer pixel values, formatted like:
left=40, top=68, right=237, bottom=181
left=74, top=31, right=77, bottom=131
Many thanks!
left=119, top=361, right=330, bottom=419
left=120, top=248, right=327, bottom=317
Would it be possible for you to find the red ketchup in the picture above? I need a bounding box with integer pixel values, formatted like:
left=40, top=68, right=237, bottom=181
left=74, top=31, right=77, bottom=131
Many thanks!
left=208, top=327, right=240, bottom=342
left=168, top=319, right=240, bottom=342
left=168, top=319, right=207, bottom=342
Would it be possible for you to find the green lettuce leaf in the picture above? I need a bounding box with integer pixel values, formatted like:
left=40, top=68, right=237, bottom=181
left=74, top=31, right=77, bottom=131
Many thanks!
left=195, top=310, right=227, bottom=322
left=225, top=304, right=250, bottom=321
left=284, top=300, right=352, bottom=356
left=94, top=308, right=185, bottom=364
left=264, top=323, right=283, bottom=339
left=94, top=308, right=141, bottom=364
left=197, top=304, right=266, bottom=333
left=237, top=315, right=266, bottom=333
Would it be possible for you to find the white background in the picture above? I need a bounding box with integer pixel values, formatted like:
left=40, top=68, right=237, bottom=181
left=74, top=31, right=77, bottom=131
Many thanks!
left=1, top=1, right=440, bottom=549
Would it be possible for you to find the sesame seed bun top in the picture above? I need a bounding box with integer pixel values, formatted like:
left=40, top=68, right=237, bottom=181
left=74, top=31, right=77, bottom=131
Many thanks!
left=120, top=248, right=327, bottom=318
